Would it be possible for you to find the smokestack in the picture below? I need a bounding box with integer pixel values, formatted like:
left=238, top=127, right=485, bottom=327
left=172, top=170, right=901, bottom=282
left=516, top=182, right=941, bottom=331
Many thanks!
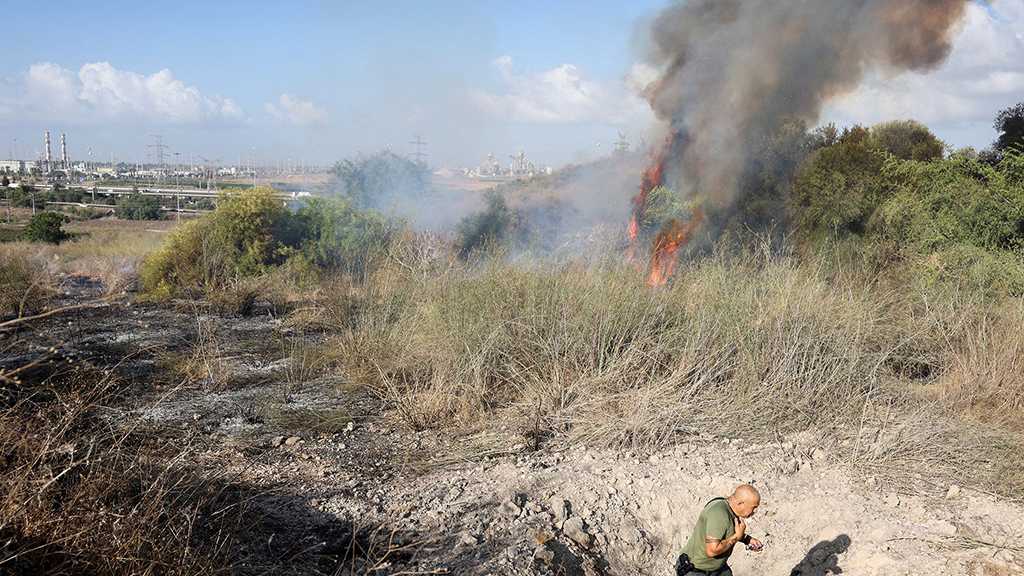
left=44, top=131, right=52, bottom=175
left=60, top=133, right=69, bottom=171
left=635, top=0, right=970, bottom=223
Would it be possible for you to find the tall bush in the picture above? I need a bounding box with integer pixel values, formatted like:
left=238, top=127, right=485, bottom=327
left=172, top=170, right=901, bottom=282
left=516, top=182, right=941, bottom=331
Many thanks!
left=296, top=197, right=394, bottom=276
left=23, top=212, right=69, bottom=244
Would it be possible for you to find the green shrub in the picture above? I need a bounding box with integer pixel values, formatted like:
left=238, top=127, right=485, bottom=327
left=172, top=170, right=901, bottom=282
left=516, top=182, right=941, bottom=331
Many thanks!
left=142, top=189, right=301, bottom=297
left=116, top=192, right=162, bottom=220
left=23, top=212, right=69, bottom=244
left=869, top=155, right=1024, bottom=253
left=142, top=189, right=396, bottom=297
left=912, top=244, right=1024, bottom=297
left=8, top=186, right=40, bottom=208
left=296, top=197, right=394, bottom=276
left=454, top=191, right=516, bottom=258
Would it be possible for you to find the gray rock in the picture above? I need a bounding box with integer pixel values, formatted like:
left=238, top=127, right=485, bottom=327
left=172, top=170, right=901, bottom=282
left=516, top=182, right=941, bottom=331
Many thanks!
left=457, top=532, right=478, bottom=547
left=548, top=495, right=570, bottom=524
left=500, top=499, right=522, bottom=517
left=563, top=517, right=592, bottom=548
left=781, top=458, right=800, bottom=475
left=283, top=436, right=302, bottom=447
left=533, top=544, right=554, bottom=565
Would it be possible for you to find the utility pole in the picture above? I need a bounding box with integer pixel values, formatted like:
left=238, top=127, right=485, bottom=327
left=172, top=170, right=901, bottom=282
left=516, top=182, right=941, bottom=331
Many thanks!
left=409, top=134, right=428, bottom=166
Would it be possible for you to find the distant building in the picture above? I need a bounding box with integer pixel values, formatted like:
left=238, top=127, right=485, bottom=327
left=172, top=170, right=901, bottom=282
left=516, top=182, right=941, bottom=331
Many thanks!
left=0, top=160, right=22, bottom=173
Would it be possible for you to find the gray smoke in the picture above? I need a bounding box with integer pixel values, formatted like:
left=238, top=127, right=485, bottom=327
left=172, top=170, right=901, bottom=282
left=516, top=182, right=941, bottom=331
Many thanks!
left=641, top=0, right=971, bottom=211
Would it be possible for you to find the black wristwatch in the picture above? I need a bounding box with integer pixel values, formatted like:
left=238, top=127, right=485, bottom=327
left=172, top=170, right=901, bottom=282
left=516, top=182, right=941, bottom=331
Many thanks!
left=740, top=534, right=752, bottom=545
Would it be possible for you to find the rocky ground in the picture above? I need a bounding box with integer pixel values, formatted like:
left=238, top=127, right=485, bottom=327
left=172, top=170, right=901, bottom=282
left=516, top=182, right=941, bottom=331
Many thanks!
left=4, top=277, right=1023, bottom=576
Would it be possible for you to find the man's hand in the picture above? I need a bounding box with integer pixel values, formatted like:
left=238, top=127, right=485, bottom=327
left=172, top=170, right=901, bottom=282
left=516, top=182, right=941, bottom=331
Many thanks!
left=747, top=537, right=764, bottom=552
left=733, top=517, right=747, bottom=543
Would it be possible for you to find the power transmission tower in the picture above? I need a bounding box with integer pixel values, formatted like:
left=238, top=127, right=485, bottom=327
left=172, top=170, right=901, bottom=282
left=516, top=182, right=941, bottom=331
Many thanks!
left=147, top=135, right=169, bottom=185
left=409, top=134, right=428, bottom=166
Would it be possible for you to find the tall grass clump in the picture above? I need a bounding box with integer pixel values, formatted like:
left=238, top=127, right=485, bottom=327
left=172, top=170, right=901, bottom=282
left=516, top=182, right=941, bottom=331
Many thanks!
left=0, top=247, right=55, bottom=318
left=316, top=244, right=1023, bottom=495
left=331, top=252, right=888, bottom=442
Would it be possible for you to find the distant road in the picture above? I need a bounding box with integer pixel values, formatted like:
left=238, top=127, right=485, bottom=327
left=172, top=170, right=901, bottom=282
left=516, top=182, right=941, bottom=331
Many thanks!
left=38, top=184, right=309, bottom=200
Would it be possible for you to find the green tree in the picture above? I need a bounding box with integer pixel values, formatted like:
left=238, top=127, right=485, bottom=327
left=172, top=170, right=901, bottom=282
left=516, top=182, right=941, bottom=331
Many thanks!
left=455, top=191, right=515, bottom=258
left=994, top=101, right=1024, bottom=155
left=23, top=212, right=69, bottom=244
left=790, top=126, right=887, bottom=240
left=331, top=151, right=430, bottom=211
left=116, top=192, right=162, bottom=220
left=869, top=120, right=945, bottom=161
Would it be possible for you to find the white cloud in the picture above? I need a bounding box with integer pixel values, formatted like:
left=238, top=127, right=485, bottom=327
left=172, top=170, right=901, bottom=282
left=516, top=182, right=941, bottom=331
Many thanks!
left=823, top=0, right=1024, bottom=148
left=473, top=56, right=651, bottom=125
left=4, top=62, right=243, bottom=124
left=265, top=94, right=328, bottom=126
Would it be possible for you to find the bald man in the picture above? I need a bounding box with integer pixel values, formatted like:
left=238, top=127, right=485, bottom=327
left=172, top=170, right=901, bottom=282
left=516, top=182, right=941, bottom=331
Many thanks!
left=674, top=484, right=764, bottom=576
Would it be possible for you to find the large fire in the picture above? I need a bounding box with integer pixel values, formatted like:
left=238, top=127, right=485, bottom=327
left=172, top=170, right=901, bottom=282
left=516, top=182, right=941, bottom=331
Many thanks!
left=628, top=134, right=704, bottom=286
left=647, top=208, right=704, bottom=287
left=627, top=138, right=670, bottom=247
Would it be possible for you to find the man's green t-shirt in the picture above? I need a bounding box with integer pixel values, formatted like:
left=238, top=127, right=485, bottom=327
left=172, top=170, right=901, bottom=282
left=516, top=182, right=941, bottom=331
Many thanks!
left=682, top=499, right=737, bottom=571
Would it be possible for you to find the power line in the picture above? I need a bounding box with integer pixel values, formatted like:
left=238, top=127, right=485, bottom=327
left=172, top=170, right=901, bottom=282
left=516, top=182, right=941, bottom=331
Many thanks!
left=409, top=134, right=428, bottom=166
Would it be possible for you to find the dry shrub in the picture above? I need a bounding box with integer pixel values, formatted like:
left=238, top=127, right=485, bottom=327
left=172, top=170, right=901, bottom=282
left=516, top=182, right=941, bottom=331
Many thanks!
left=168, top=315, right=229, bottom=390
left=0, top=245, right=56, bottom=318
left=209, top=270, right=299, bottom=317
left=939, top=302, right=1024, bottom=417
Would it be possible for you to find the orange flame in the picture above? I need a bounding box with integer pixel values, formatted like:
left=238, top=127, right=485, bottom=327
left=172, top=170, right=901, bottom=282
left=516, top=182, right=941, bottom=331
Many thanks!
left=647, top=208, right=704, bottom=287
left=628, top=136, right=671, bottom=251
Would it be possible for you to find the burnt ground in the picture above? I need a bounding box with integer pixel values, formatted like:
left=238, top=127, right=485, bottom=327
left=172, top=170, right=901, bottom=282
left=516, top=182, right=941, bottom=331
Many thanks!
left=3, top=278, right=1023, bottom=576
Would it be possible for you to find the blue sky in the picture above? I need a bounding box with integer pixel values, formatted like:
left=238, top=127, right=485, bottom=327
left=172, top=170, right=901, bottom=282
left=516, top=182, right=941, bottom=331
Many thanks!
left=1, top=0, right=1022, bottom=168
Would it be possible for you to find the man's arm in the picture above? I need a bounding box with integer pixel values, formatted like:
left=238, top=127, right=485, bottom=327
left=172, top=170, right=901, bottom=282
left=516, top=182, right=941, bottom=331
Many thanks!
left=703, top=516, right=746, bottom=558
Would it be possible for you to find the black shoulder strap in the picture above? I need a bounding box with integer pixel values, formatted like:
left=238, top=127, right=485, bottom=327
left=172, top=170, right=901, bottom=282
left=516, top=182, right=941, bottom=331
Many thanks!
left=704, top=497, right=736, bottom=521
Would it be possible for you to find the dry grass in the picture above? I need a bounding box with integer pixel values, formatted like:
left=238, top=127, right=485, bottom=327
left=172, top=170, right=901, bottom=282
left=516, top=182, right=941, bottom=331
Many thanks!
left=0, top=246, right=57, bottom=318
left=0, top=366, right=242, bottom=574
left=1, top=219, right=169, bottom=297
left=934, top=301, right=1024, bottom=430
left=182, top=316, right=229, bottom=389
left=304, top=247, right=1024, bottom=497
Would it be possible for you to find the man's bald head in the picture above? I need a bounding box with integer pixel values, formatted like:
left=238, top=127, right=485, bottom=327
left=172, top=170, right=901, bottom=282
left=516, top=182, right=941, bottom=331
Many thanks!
left=728, top=484, right=761, bottom=518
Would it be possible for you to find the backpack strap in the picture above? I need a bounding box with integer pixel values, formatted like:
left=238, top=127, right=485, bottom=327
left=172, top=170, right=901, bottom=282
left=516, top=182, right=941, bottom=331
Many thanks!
left=704, top=497, right=737, bottom=523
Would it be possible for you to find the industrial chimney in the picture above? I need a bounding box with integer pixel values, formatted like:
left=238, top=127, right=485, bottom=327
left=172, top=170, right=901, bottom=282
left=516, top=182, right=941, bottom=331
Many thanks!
left=44, top=131, right=52, bottom=175
left=60, top=133, right=69, bottom=171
